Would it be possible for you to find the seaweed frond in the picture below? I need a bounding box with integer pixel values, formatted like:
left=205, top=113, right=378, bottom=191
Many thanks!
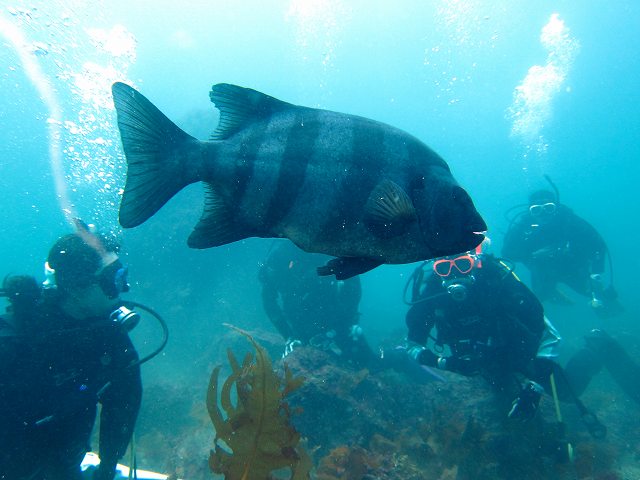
left=206, top=324, right=310, bottom=480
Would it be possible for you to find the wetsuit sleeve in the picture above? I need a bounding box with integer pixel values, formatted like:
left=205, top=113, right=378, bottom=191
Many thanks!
left=500, top=273, right=546, bottom=369
left=335, top=277, right=362, bottom=331
left=405, top=300, right=436, bottom=346
left=565, top=213, right=607, bottom=274
left=98, top=333, right=142, bottom=470
left=0, top=321, right=21, bottom=453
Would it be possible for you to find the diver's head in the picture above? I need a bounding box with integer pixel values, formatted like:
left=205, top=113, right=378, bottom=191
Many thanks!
left=432, top=245, right=483, bottom=302
left=527, top=189, right=557, bottom=225
left=46, top=227, right=129, bottom=317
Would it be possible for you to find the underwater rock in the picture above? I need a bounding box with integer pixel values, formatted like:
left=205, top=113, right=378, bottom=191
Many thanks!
left=282, top=344, right=623, bottom=480
left=131, top=327, right=630, bottom=479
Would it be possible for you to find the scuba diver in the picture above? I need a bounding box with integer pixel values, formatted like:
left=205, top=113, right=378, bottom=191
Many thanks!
left=259, top=240, right=375, bottom=367
left=502, top=177, right=622, bottom=318
left=502, top=179, right=640, bottom=418
left=0, top=222, right=167, bottom=480
left=400, top=242, right=608, bottom=441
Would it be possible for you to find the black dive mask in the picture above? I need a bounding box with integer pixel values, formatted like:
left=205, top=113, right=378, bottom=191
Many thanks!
left=97, top=260, right=130, bottom=299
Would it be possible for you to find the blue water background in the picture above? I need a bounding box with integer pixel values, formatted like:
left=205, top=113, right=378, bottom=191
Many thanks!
left=1, top=0, right=639, bottom=382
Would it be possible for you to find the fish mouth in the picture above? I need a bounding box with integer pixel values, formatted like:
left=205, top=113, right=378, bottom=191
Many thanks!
left=428, top=230, right=486, bottom=259
left=456, top=229, right=487, bottom=255
left=461, top=229, right=486, bottom=251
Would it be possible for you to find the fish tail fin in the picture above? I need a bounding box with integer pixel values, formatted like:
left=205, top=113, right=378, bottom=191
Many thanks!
left=112, top=82, right=199, bottom=228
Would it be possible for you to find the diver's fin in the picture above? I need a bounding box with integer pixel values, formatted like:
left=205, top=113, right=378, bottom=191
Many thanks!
left=188, top=183, right=249, bottom=248
left=112, top=82, right=198, bottom=228
left=364, top=179, right=417, bottom=238
left=209, top=83, right=294, bottom=140
left=317, top=257, right=383, bottom=280
left=587, top=330, right=640, bottom=405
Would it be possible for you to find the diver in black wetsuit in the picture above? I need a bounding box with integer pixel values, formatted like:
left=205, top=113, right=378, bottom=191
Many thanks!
left=503, top=184, right=639, bottom=410
left=259, top=240, right=375, bottom=367
left=401, top=245, right=612, bottom=436
left=563, top=328, right=640, bottom=408
left=0, top=228, right=142, bottom=480
left=502, top=187, right=622, bottom=318
left=403, top=247, right=563, bottom=419
left=402, top=242, right=640, bottom=438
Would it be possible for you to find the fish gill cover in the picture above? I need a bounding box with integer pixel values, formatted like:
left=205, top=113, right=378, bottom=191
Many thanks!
left=206, top=324, right=311, bottom=480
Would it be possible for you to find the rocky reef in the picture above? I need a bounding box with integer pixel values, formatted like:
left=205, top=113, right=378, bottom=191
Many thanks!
left=132, top=328, right=637, bottom=479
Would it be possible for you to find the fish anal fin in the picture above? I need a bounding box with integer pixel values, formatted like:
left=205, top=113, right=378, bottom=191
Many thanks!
left=317, top=257, right=383, bottom=279
left=364, top=179, right=417, bottom=238
left=209, top=83, right=294, bottom=140
left=187, top=183, right=249, bottom=248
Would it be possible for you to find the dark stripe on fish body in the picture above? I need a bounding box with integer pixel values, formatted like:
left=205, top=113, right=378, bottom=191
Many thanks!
left=231, top=121, right=268, bottom=201
left=262, top=110, right=320, bottom=230
left=316, top=116, right=385, bottom=241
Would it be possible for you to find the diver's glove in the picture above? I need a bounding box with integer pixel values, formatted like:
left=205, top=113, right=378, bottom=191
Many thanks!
left=437, top=355, right=481, bottom=376
left=589, top=279, right=624, bottom=318
left=589, top=273, right=606, bottom=310
left=348, top=324, right=364, bottom=341
left=409, top=346, right=480, bottom=377
left=508, top=380, right=544, bottom=420
left=282, top=338, right=302, bottom=358
left=382, top=345, right=444, bottom=384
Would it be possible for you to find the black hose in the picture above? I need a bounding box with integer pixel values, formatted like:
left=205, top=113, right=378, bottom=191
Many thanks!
left=403, top=261, right=428, bottom=305
left=543, top=174, right=560, bottom=204
left=123, top=300, right=169, bottom=367
left=605, top=244, right=616, bottom=288
left=503, top=203, right=528, bottom=224
left=402, top=261, right=452, bottom=305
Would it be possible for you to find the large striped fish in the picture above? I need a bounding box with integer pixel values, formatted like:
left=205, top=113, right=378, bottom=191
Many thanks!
left=111, top=82, right=486, bottom=279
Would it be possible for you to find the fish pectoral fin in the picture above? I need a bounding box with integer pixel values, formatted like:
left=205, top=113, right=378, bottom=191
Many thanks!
left=364, top=179, right=417, bottom=238
left=316, top=257, right=383, bottom=279
left=187, top=183, right=248, bottom=248
left=209, top=83, right=294, bottom=140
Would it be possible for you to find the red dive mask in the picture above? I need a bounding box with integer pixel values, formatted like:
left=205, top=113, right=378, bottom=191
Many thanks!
left=433, top=254, right=476, bottom=277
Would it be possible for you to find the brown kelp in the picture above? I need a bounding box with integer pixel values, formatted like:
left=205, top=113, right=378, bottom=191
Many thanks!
left=206, top=324, right=311, bottom=480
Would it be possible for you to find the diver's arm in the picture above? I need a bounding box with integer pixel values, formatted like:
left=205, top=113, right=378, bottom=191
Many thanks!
left=342, top=276, right=362, bottom=314
left=501, top=277, right=546, bottom=368
left=333, top=276, right=363, bottom=336
left=571, top=215, right=607, bottom=274
left=98, top=334, right=142, bottom=476
left=405, top=301, right=434, bottom=347
left=260, top=281, right=293, bottom=340
left=0, top=327, right=22, bottom=452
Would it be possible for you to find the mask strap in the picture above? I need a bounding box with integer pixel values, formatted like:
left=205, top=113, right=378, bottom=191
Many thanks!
left=73, top=218, right=118, bottom=268
left=475, top=244, right=483, bottom=268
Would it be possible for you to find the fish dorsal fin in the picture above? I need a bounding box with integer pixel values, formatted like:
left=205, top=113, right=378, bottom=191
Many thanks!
left=364, top=179, right=417, bottom=238
left=209, top=84, right=294, bottom=140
